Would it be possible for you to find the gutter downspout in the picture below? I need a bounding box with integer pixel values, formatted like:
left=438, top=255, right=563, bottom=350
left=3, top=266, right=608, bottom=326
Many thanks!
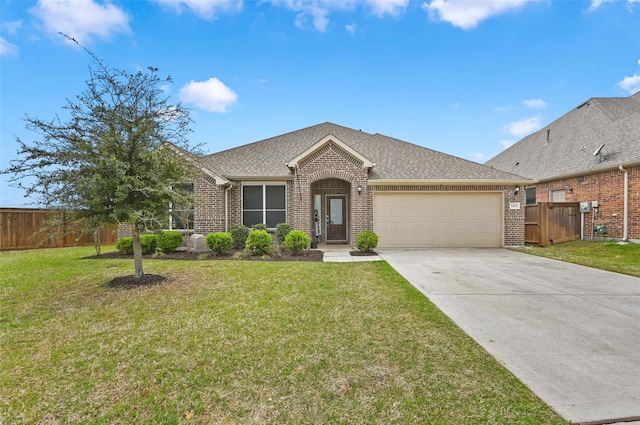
left=619, top=165, right=629, bottom=241
left=225, top=184, right=233, bottom=232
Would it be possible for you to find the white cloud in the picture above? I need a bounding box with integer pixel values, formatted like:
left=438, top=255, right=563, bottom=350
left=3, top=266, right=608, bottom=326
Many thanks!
left=365, top=0, right=409, bottom=17
left=0, top=37, right=19, bottom=56
left=30, top=0, right=130, bottom=44
left=588, top=0, right=611, bottom=11
left=422, top=0, right=533, bottom=29
left=589, top=0, right=638, bottom=11
left=345, top=23, right=357, bottom=34
left=472, top=151, right=488, bottom=161
left=494, top=105, right=512, bottom=112
left=1, top=20, right=23, bottom=35
left=272, top=0, right=405, bottom=32
left=179, top=78, right=238, bottom=113
left=500, top=139, right=516, bottom=148
left=618, top=74, right=640, bottom=95
left=294, top=3, right=331, bottom=32
left=504, top=115, right=541, bottom=137
left=152, top=0, right=242, bottom=19
left=522, top=98, right=547, bottom=109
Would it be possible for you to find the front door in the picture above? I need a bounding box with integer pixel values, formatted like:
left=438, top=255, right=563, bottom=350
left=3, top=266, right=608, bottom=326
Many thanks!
left=326, top=195, right=347, bottom=242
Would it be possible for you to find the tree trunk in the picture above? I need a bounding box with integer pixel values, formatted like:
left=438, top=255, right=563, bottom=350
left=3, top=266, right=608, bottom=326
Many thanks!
left=93, top=228, right=102, bottom=256
left=132, top=231, right=144, bottom=278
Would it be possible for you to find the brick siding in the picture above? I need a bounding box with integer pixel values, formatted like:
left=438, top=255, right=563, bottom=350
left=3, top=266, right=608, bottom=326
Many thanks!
left=534, top=165, right=639, bottom=241
left=186, top=141, right=527, bottom=248
left=193, top=175, right=226, bottom=234
left=291, top=142, right=370, bottom=247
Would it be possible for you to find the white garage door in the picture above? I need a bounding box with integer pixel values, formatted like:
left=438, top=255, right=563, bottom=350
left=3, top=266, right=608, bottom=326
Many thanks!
left=374, top=192, right=503, bottom=248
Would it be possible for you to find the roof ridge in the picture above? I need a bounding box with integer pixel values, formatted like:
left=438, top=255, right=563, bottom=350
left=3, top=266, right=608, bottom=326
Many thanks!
left=204, top=122, right=372, bottom=158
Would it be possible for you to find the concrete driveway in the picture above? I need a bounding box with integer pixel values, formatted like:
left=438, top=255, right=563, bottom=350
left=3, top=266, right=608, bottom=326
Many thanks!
left=378, top=248, right=640, bottom=425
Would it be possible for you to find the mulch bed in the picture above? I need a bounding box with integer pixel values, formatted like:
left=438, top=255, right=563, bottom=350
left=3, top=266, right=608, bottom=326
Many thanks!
left=87, top=249, right=325, bottom=262
left=350, top=250, right=379, bottom=256
left=105, top=274, right=168, bottom=289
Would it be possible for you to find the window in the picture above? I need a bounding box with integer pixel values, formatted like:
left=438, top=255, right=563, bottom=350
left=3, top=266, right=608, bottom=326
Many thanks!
left=551, top=189, right=566, bottom=202
left=525, top=186, right=536, bottom=206
left=242, top=184, right=286, bottom=228
left=169, top=183, right=194, bottom=230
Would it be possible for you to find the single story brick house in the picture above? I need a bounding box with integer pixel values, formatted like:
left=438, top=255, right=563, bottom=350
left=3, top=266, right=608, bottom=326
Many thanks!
left=157, top=122, right=529, bottom=249
left=485, top=92, right=640, bottom=242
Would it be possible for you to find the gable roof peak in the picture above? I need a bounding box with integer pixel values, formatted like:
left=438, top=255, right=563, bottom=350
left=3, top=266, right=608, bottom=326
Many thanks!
left=286, top=133, right=374, bottom=169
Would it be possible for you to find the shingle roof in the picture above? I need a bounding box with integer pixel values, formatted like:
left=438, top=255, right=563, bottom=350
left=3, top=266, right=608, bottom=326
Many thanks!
left=352, top=134, right=527, bottom=180
left=203, top=123, right=371, bottom=178
left=203, top=122, right=528, bottom=182
left=485, top=92, right=640, bottom=181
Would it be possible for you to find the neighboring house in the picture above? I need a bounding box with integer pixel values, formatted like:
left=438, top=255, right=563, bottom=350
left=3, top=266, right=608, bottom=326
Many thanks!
left=486, top=92, right=640, bottom=242
left=165, top=122, right=530, bottom=248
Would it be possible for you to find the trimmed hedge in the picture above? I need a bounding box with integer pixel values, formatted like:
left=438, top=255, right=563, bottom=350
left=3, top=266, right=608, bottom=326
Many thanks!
left=356, top=231, right=379, bottom=252
left=116, top=237, right=134, bottom=254
left=284, top=230, right=310, bottom=254
left=156, top=231, right=183, bottom=252
left=206, top=232, right=233, bottom=255
left=230, top=225, right=250, bottom=249
left=116, top=234, right=157, bottom=254
left=140, top=234, right=157, bottom=254
left=245, top=229, right=271, bottom=256
left=275, top=223, right=292, bottom=245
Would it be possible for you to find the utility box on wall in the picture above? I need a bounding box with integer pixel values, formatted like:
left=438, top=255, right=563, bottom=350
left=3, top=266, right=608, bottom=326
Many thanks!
left=579, top=201, right=591, bottom=213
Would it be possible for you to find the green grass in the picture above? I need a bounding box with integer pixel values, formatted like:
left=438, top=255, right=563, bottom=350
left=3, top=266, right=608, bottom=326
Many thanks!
left=515, top=240, right=640, bottom=277
left=0, top=247, right=567, bottom=424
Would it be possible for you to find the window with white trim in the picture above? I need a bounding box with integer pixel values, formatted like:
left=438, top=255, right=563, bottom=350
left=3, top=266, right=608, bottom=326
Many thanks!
left=242, top=184, right=286, bottom=228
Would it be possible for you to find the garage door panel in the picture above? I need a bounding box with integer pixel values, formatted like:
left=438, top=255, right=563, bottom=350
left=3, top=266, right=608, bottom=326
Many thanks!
left=374, top=192, right=503, bottom=248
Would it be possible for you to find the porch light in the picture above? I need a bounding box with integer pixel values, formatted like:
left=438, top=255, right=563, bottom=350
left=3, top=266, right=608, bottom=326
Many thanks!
left=357, top=185, right=362, bottom=196
left=513, top=185, right=520, bottom=196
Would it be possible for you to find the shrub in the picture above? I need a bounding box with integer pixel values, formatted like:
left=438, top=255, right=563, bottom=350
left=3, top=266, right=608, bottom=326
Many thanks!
left=206, top=232, right=233, bottom=255
left=116, top=237, right=134, bottom=254
left=284, top=230, right=311, bottom=254
left=140, top=234, right=157, bottom=254
left=245, top=229, right=272, bottom=256
left=275, top=223, right=292, bottom=244
left=252, top=223, right=268, bottom=231
left=230, top=225, right=250, bottom=249
left=356, top=231, right=379, bottom=252
left=115, top=234, right=158, bottom=254
left=156, top=230, right=183, bottom=252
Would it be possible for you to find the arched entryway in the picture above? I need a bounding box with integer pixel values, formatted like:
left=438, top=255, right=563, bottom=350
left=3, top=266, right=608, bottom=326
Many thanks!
left=310, top=178, right=351, bottom=245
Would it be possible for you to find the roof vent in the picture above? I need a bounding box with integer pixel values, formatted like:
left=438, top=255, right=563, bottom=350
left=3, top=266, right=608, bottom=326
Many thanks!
left=546, top=129, right=551, bottom=142
left=577, top=101, right=589, bottom=109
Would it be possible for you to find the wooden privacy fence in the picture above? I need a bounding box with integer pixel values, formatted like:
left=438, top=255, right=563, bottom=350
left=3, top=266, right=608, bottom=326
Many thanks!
left=525, top=202, right=581, bottom=246
left=0, top=208, right=117, bottom=251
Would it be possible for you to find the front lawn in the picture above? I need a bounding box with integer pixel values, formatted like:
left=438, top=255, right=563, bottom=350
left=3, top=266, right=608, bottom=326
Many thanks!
left=0, top=247, right=566, bottom=424
left=516, top=240, right=640, bottom=277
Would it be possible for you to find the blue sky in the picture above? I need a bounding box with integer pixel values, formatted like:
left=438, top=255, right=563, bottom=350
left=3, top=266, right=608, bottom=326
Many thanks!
left=1, top=0, right=639, bottom=207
